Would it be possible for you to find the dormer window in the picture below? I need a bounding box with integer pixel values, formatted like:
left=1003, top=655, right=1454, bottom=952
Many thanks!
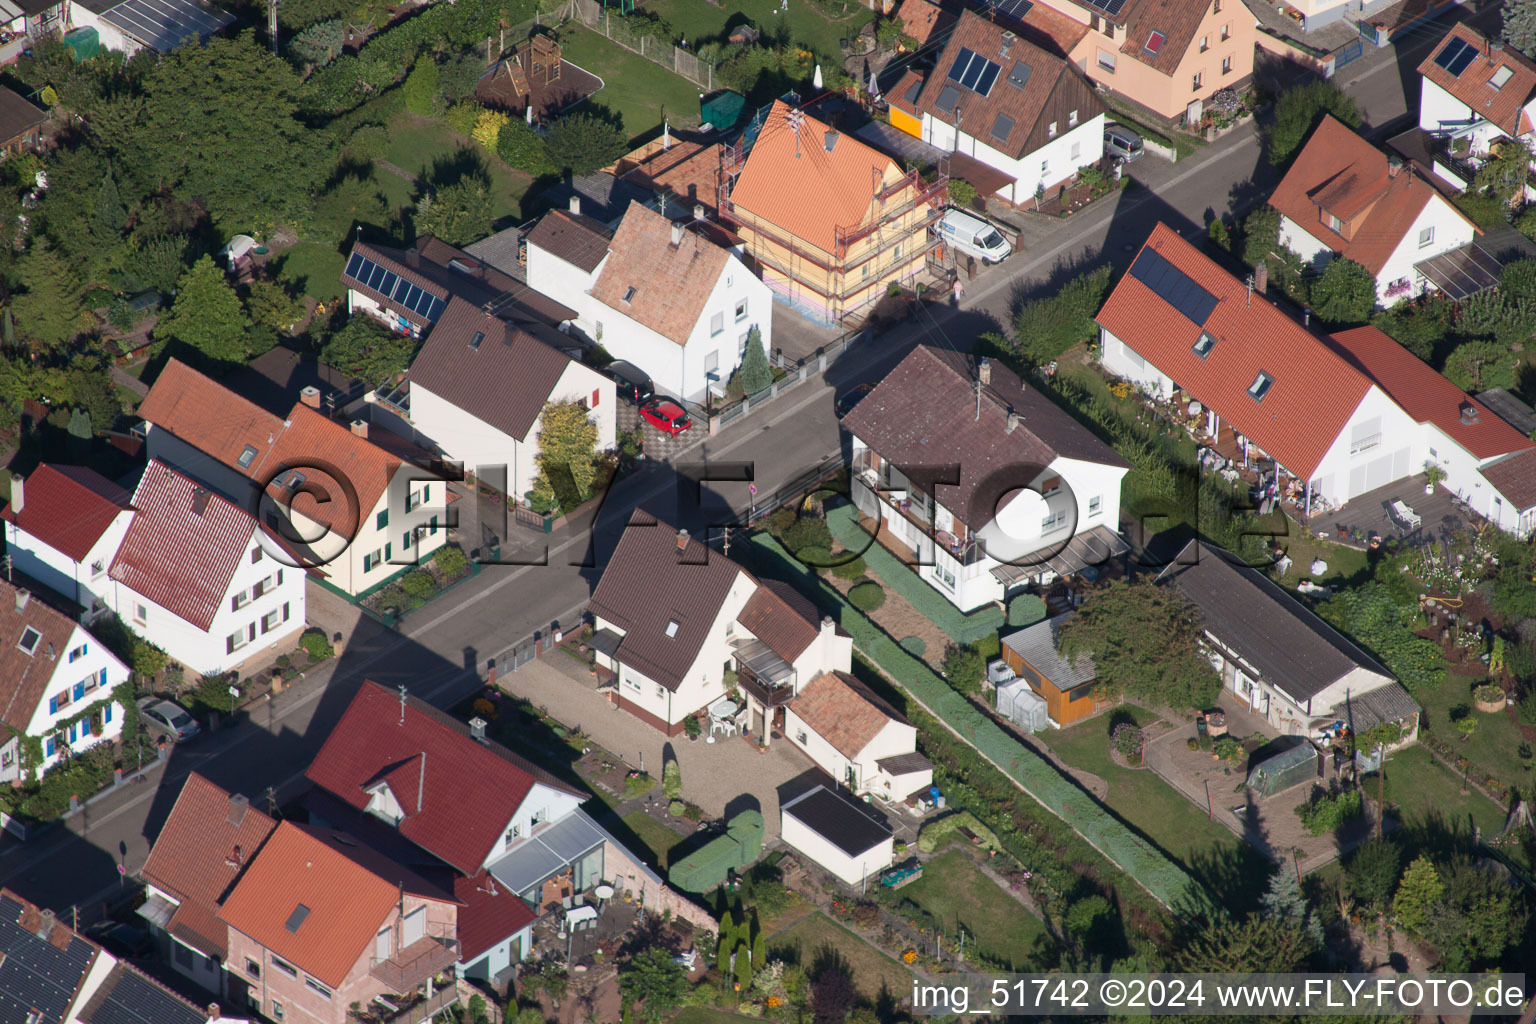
left=1248, top=371, right=1274, bottom=403
left=1325, top=212, right=1343, bottom=233
left=18, top=627, right=41, bottom=655
left=665, top=620, right=680, bottom=638
left=1145, top=31, right=1165, bottom=54
left=286, top=473, right=305, bottom=492
left=1193, top=331, right=1217, bottom=359
left=238, top=445, right=258, bottom=469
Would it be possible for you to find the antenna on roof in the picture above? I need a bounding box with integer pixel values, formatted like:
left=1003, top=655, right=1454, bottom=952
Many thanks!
left=785, top=107, right=806, bottom=159
left=398, top=684, right=407, bottom=725
left=1245, top=274, right=1254, bottom=307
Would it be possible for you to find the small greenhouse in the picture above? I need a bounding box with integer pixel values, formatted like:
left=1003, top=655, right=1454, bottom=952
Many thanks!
left=1245, top=740, right=1320, bottom=799
left=996, top=678, right=1049, bottom=734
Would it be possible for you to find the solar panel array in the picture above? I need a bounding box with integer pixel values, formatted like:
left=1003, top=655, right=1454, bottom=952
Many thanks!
left=988, top=0, right=1035, bottom=20
left=1080, top=0, right=1128, bottom=19
left=1129, top=248, right=1219, bottom=326
left=948, top=47, right=1002, bottom=96
left=1434, top=36, right=1477, bottom=76
left=345, top=252, right=447, bottom=322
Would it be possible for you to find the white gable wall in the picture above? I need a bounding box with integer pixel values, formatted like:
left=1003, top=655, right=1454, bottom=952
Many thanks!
left=3, top=511, right=132, bottom=619
left=1305, top=386, right=1423, bottom=505
left=1376, top=197, right=1477, bottom=304
left=779, top=809, right=893, bottom=887
left=21, top=622, right=129, bottom=779
left=487, top=782, right=589, bottom=867
left=921, top=113, right=1106, bottom=204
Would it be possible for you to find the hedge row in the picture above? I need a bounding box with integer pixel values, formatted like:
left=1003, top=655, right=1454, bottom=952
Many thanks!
left=743, top=531, right=1207, bottom=912
left=825, top=504, right=1003, bottom=644
left=668, top=809, right=764, bottom=893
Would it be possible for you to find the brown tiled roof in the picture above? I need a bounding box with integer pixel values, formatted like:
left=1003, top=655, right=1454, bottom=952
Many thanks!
left=141, top=773, right=278, bottom=960
left=525, top=209, right=614, bottom=273
left=218, top=822, right=455, bottom=989
left=896, top=0, right=956, bottom=47
left=0, top=463, right=132, bottom=562
left=736, top=578, right=821, bottom=663
left=730, top=101, right=906, bottom=254
left=590, top=202, right=731, bottom=345
left=347, top=238, right=578, bottom=329
left=912, top=11, right=1102, bottom=161
left=587, top=511, right=749, bottom=690
left=0, top=581, right=90, bottom=733
left=0, top=86, right=44, bottom=145
left=1117, top=0, right=1210, bottom=76
left=1008, top=1, right=1089, bottom=57
left=1268, top=116, right=1474, bottom=276
left=261, top=404, right=413, bottom=541
left=618, top=140, right=725, bottom=215
left=406, top=296, right=579, bottom=442
left=138, top=358, right=285, bottom=477
left=1096, top=224, right=1374, bottom=482
left=841, top=345, right=1128, bottom=526
left=1418, top=23, right=1536, bottom=137
left=788, top=670, right=905, bottom=759
left=1480, top=448, right=1536, bottom=510
left=889, top=69, right=927, bottom=114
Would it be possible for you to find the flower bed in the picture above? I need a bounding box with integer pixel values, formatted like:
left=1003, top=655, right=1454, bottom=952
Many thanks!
left=363, top=544, right=475, bottom=620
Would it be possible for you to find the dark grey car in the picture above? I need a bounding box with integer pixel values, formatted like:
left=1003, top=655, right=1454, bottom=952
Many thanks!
left=1104, top=124, right=1145, bottom=162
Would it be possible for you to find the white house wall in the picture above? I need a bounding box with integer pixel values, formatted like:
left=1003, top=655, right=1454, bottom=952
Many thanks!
left=1099, top=328, right=1175, bottom=398
left=1305, top=386, right=1421, bottom=505
left=287, top=472, right=448, bottom=597
left=779, top=812, right=893, bottom=887
left=526, top=245, right=601, bottom=300
left=1277, top=215, right=1335, bottom=273
left=1377, top=197, right=1476, bottom=304
left=486, top=783, right=589, bottom=868
left=920, top=114, right=1106, bottom=204
left=22, top=623, right=129, bottom=778
left=4, top=511, right=132, bottom=618
left=785, top=716, right=920, bottom=795
left=407, top=386, right=528, bottom=494
left=144, top=428, right=260, bottom=509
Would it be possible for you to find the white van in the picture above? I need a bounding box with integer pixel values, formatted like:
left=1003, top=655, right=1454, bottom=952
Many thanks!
left=938, top=209, right=1012, bottom=264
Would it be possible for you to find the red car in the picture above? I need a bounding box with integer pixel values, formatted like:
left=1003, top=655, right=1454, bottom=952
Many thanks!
left=640, top=399, right=693, bottom=436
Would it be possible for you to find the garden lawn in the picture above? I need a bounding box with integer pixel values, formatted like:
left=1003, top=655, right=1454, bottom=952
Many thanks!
left=382, top=112, right=531, bottom=223
left=645, top=0, right=870, bottom=61
left=766, top=912, right=917, bottom=999
left=674, top=1010, right=759, bottom=1023
left=888, top=848, right=1048, bottom=966
left=274, top=242, right=346, bottom=303
left=1377, top=743, right=1507, bottom=838
left=556, top=24, right=703, bottom=138
left=620, top=810, right=687, bottom=869
left=1416, top=671, right=1529, bottom=794
left=1044, top=706, right=1244, bottom=868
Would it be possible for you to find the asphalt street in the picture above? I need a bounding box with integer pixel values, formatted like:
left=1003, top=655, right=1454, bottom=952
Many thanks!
left=0, top=11, right=1482, bottom=920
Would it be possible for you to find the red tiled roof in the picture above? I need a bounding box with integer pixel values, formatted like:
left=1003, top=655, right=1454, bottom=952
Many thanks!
left=525, top=209, right=614, bottom=273
left=1480, top=448, right=1536, bottom=510
left=1114, top=0, right=1212, bottom=75
left=617, top=139, right=725, bottom=215
left=736, top=580, right=821, bottom=663
left=138, top=359, right=285, bottom=475
left=787, top=671, right=905, bottom=759
left=0, top=464, right=132, bottom=562
left=1268, top=116, right=1474, bottom=275
left=218, top=822, right=452, bottom=989
left=591, top=202, right=732, bottom=345
left=1418, top=23, right=1536, bottom=138
left=895, top=0, right=955, bottom=47
left=1327, top=326, right=1535, bottom=460
left=0, top=581, right=93, bottom=733
left=453, top=870, right=536, bottom=961
left=1096, top=224, right=1374, bottom=481
left=730, top=101, right=906, bottom=254
left=109, top=461, right=262, bottom=631
left=305, top=681, right=582, bottom=874
left=141, top=773, right=278, bottom=960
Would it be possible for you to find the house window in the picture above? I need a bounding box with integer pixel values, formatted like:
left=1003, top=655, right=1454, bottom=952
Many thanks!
left=1089, top=12, right=1099, bottom=29
left=272, top=958, right=298, bottom=979
left=1248, top=371, right=1274, bottom=402
left=251, top=547, right=264, bottom=565
left=1070, top=141, right=1082, bottom=161
left=704, top=350, right=719, bottom=375
left=18, top=627, right=41, bottom=655
left=232, top=591, right=251, bottom=612
left=1429, top=447, right=1439, bottom=459
left=1220, top=22, right=1230, bottom=39
left=377, top=509, right=389, bottom=530
left=735, top=299, right=748, bottom=321
left=506, top=825, right=521, bottom=844
left=654, top=683, right=664, bottom=697
left=1419, top=226, right=1435, bottom=248
left=739, top=331, right=752, bottom=355
left=261, top=604, right=289, bottom=634
left=245, top=958, right=260, bottom=978
left=862, top=263, right=871, bottom=281
left=1042, top=510, right=1067, bottom=533
left=174, top=942, right=194, bottom=969
left=1048, top=121, right=1058, bottom=137
left=931, top=564, right=955, bottom=590
left=429, top=515, right=439, bottom=535
left=1041, top=476, right=1062, bottom=495
left=237, top=445, right=258, bottom=469
left=304, top=978, right=332, bottom=1000
left=68, top=644, right=86, bottom=663
left=531, top=807, right=547, bottom=826
left=1097, top=48, right=1116, bottom=71
left=1214, top=0, right=1221, bottom=10
left=625, top=675, right=641, bottom=692
left=1222, top=55, right=1232, bottom=74
left=91, top=559, right=105, bottom=577
left=1145, top=30, right=1165, bottom=54
left=1041, top=159, right=1049, bottom=175
left=270, top=1002, right=284, bottom=1022
left=710, top=312, right=724, bottom=335
left=364, top=549, right=382, bottom=572
left=407, top=485, right=429, bottom=512
left=1200, top=35, right=1208, bottom=51
left=1089, top=495, right=1102, bottom=517
left=1492, top=65, right=1514, bottom=89
left=1193, top=331, right=1217, bottom=358
left=1069, top=109, right=1079, bottom=127
left=48, top=691, right=65, bottom=714
left=1327, top=213, right=1343, bottom=233
left=227, top=630, right=248, bottom=654
left=1192, top=71, right=1203, bottom=90
left=384, top=542, right=392, bottom=562
left=133, top=603, right=147, bottom=625
left=45, top=737, right=55, bottom=757
left=403, top=530, right=413, bottom=550
left=796, top=729, right=808, bottom=745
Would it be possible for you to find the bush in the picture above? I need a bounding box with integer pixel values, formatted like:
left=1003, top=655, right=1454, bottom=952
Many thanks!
left=829, top=553, right=866, bottom=580
left=402, top=57, right=440, bottom=115
left=472, top=108, right=508, bottom=151
left=1266, top=80, right=1361, bottom=167
left=949, top=179, right=978, bottom=207
left=299, top=629, right=334, bottom=662
left=1310, top=257, right=1375, bottom=325
left=778, top=511, right=832, bottom=555
left=433, top=544, right=469, bottom=578
left=1008, top=594, right=1047, bottom=627
left=1296, top=785, right=1364, bottom=835
left=401, top=570, right=437, bottom=599
left=1013, top=265, right=1113, bottom=363
left=900, top=636, right=927, bottom=657
left=624, top=772, right=655, bottom=799
left=445, top=100, right=482, bottom=136
left=543, top=111, right=629, bottom=176
left=344, top=123, right=390, bottom=161
left=1111, top=723, right=1144, bottom=764
left=496, top=118, right=553, bottom=174
left=668, top=798, right=685, bottom=816
left=796, top=545, right=833, bottom=570
left=848, top=581, right=885, bottom=611
left=941, top=642, right=986, bottom=696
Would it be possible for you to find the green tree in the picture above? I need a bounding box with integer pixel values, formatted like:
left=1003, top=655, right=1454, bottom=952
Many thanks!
left=1505, top=0, right=1536, bottom=54
left=735, top=325, right=772, bottom=396
left=1345, top=837, right=1402, bottom=909
left=1266, top=83, right=1361, bottom=167
left=246, top=280, right=305, bottom=334
left=543, top=112, right=629, bottom=176
left=1442, top=340, right=1520, bottom=392
left=716, top=908, right=739, bottom=965
left=1473, top=137, right=1531, bottom=208
left=1168, top=916, right=1314, bottom=972
left=750, top=921, right=765, bottom=970
left=1392, top=855, right=1444, bottom=935
left=11, top=240, right=91, bottom=350
left=1240, top=205, right=1281, bottom=267
left=1422, top=859, right=1529, bottom=970
left=159, top=255, right=252, bottom=363
left=662, top=757, right=682, bottom=801
left=416, top=177, right=494, bottom=246
left=1310, top=257, right=1376, bottom=325
left=531, top=400, right=599, bottom=509
left=809, top=950, right=857, bottom=1024
left=1261, top=866, right=1323, bottom=950
left=941, top=642, right=986, bottom=696
left=733, top=932, right=753, bottom=989
left=1370, top=299, right=1451, bottom=361
left=439, top=51, right=484, bottom=102
left=1013, top=264, right=1113, bottom=363
left=125, top=233, right=190, bottom=293
left=618, top=947, right=689, bottom=1024
left=496, top=118, right=553, bottom=175
left=320, top=316, right=417, bottom=384
left=290, top=18, right=345, bottom=66
left=1057, top=576, right=1221, bottom=709
left=91, top=170, right=127, bottom=243
left=312, top=174, right=390, bottom=243
left=402, top=57, right=442, bottom=116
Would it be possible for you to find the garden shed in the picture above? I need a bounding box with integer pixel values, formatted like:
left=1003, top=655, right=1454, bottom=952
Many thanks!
left=1244, top=739, right=1321, bottom=799
left=995, top=678, right=1049, bottom=733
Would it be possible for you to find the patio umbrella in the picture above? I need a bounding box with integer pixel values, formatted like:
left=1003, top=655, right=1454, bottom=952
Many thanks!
left=813, top=64, right=823, bottom=89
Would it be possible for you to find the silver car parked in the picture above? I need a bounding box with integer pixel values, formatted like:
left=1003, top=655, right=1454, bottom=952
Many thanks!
left=1104, top=123, right=1145, bottom=162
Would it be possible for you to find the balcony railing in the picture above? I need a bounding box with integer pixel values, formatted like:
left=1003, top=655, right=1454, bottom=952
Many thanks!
left=369, top=928, right=459, bottom=992
left=365, top=985, right=459, bottom=1024
left=1349, top=433, right=1382, bottom=456
left=853, top=451, right=986, bottom=565
left=737, top=664, right=796, bottom=707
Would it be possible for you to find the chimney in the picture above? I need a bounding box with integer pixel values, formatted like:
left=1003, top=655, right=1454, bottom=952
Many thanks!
left=192, top=487, right=211, bottom=517
left=824, top=130, right=839, bottom=153
left=350, top=418, right=369, bottom=439
left=821, top=614, right=835, bottom=634
left=35, top=909, right=54, bottom=941
left=208, top=1004, right=222, bottom=1022
left=1459, top=401, right=1481, bottom=425
left=1387, top=153, right=1403, bottom=178
left=1253, top=261, right=1268, bottom=295
left=299, top=386, right=321, bottom=409
left=469, top=716, right=487, bottom=740
left=9, top=474, right=22, bottom=515
left=227, top=793, right=249, bottom=826
left=693, top=203, right=706, bottom=222
left=670, top=221, right=685, bottom=246
left=676, top=528, right=690, bottom=551
left=1001, top=29, right=1015, bottom=54
left=978, top=358, right=991, bottom=385
left=568, top=195, right=581, bottom=215
left=1006, top=412, right=1021, bottom=434
left=14, top=589, right=28, bottom=613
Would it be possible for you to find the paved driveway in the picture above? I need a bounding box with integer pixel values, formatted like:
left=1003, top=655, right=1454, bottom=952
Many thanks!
left=495, top=654, right=814, bottom=842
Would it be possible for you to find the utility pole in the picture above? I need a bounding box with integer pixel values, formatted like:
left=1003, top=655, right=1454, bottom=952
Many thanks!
left=722, top=526, right=731, bottom=556
left=268, top=0, right=279, bottom=55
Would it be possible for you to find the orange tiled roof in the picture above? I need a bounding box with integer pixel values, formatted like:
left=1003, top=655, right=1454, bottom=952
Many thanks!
left=1269, top=116, right=1475, bottom=275
left=619, top=140, right=725, bottom=214
left=1418, top=23, right=1536, bottom=137
left=729, top=101, right=906, bottom=254
left=0, top=580, right=89, bottom=734
left=895, top=0, right=956, bottom=47
left=138, top=359, right=284, bottom=476
left=788, top=671, right=906, bottom=760
left=1095, top=224, right=1375, bottom=482
left=590, top=202, right=731, bottom=345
